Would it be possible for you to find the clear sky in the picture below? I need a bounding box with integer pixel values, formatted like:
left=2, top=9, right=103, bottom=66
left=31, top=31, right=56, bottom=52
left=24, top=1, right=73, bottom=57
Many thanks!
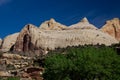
left=0, top=0, right=120, bottom=38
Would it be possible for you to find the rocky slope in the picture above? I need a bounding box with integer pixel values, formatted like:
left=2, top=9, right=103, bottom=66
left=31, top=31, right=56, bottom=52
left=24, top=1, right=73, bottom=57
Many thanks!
left=101, top=18, right=120, bottom=41
left=0, top=52, right=43, bottom=80
left=39, top=18, right=67, bottom=30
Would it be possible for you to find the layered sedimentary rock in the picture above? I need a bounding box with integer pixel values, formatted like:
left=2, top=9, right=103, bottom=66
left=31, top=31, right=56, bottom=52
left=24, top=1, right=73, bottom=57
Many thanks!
left=69, top=17, right=98, bottom=29
left=101, top=18, right=120, bottom=41
left=1, top=33, right=19, bottom=52
left=39, top=18, right=67, bottom=30
left=13, top=24, right=118, bottom=54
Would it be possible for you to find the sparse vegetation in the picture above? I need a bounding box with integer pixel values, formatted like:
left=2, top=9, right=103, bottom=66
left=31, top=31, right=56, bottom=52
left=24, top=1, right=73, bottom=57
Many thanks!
left=0, top=77, right=20, bottom=80
left=6, top=64, right=15, bottom=70
left=7, top=77, right=20, bottom=80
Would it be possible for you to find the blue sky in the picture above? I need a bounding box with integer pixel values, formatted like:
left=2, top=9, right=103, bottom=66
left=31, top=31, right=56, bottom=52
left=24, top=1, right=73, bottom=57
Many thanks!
left=0, top=0, right=120, bottom=38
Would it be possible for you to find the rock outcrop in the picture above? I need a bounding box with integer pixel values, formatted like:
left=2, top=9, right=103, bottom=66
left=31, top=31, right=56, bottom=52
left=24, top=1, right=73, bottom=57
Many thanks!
left=1, top=33, right=19, bottom=52
left=13, top=24, right=118, bottom=54
left=69, top=17, right=98, bottom=29
left=13, top=24, right=44, bottom=55
left=39, top=18, right=67, bottom=30
left=101, top=18, right=120, bottom=41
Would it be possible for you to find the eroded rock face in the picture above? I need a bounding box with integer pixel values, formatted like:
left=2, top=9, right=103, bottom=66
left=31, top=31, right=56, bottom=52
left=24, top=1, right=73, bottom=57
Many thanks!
left=69, top=17, right=98, bottom=29
left=101, top=18, right=120, bottom=41
left=13, top=24, right=43, bottom=55
left=39, top=18, right=67, bottom=30
left=1, top=33, right=19, bottom=52
left=13, top=24, right=118, bottom=55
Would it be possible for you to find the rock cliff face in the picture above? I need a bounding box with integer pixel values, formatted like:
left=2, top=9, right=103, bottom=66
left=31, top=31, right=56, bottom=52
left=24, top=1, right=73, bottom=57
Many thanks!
left=13, top=24, right=43, bottom=55
left=0, top=18, right=118, bottom=54
left=101, top=18, right=120, bottom=41
left=1, top=33, right=19, bottom=52
left=13, top=23, right=118, bottom=54
left=69, top=17, right=98, bottom=29
left=39, top=18, right=67, bottom=30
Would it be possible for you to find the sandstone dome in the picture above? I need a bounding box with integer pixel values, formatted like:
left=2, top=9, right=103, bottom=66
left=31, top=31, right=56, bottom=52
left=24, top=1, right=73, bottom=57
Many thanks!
left=39, top=18, right=67, bottom=30
left=101, top=18, right=120, bottom=41
left=13, top=24, right=118, bottom=54
left=1, top=33, right=19, bottom=52
left=69, top=17, right=98, bottom=29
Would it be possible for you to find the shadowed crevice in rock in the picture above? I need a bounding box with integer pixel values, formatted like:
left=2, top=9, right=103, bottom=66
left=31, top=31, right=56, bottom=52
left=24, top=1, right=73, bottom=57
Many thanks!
left=23, top=34, right=31, bottom=52
left=13, top=24, right=44, bottom=56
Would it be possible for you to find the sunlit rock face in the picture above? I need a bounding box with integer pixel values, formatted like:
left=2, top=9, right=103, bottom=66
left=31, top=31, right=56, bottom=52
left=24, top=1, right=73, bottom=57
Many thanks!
left=39, top=18, right=67, bottom=30
left=1, top=33, right=19, bottom=52
left=101, top=18, right=120, bottom=41
left=69, top=17, right=98, bottom=30
left=13, top=23, right=118, bottom=55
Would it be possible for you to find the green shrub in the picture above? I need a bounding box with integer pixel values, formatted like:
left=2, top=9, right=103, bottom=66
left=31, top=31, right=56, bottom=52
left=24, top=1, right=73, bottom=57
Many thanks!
left=7, top=77, right=20, bottom=80
left=43, top=46, right=120, bottom=80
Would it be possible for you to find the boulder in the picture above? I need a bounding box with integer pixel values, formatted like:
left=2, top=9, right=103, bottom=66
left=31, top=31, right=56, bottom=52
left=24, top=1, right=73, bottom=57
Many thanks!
left=101, top=18, right=120, bottom=41
left=2, top=53, right=22, bottom=59
left=0, top=71, right=11, bottom=77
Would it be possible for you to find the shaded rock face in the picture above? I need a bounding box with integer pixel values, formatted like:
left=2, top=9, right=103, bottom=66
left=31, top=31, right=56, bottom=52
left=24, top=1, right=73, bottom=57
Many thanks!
left=1, top=33, right=19, bottom=52
left=101, top=18, right=120, bottom=41
left=39, top=18, right=67, bottom=30
left=0, top=38, right=2, bottom=47
left=13, top=24, right=118, bottom=55
left=69, top=17, right=98, bottom=29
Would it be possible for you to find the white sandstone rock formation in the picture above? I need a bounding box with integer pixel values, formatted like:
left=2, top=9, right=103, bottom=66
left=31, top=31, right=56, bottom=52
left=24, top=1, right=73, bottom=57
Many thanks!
left=101, top=18, right=120, bottom=41
left=13, top=24, right=118, bottom=54
left=39, top=18, right=67, bottom=30
left=1, top=33, right=19, bottom=52
left=69, top=17, right=98, bottom=29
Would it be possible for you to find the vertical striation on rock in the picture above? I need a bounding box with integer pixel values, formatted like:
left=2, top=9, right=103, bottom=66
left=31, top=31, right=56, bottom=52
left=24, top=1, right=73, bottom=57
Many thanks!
left=14, top=24, right=40, bottom=52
